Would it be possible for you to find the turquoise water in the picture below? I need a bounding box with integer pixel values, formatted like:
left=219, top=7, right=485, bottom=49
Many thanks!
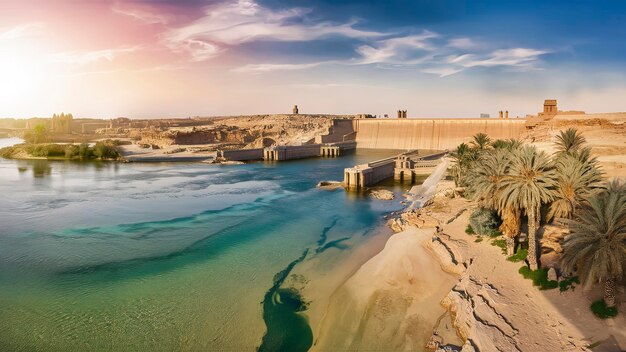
left=0, top=146, right=406, bottom=351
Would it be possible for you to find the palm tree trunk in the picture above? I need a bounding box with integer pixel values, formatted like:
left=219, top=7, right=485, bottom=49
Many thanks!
left=605, top=277, right=616, bottom=308
left=527, top=207, right=538, bottom=270
left=505, top=236, right=515, bottom=256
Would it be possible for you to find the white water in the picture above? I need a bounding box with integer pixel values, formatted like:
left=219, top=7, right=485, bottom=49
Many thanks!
left=407, top=159, right=449, bottom=210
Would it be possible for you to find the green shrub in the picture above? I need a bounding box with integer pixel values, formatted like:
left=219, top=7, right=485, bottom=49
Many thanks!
left=518, top=266, right=558, bottom=290
left=559, top=276, right=579, bottom=292
left=465, top=225, right=475, bottom=235
left=507, top=249, right=528, bottom=262
left=469, top=208, right=501, bottom=236
left=474, top=237, right=483, bottom=243
left=491, top=239, right=507, bottom=254
left=590, top=300, right=617, bottom=319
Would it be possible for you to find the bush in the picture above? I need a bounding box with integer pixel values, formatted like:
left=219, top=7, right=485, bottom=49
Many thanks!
left=559, top=276, right=579, bottom=292
left=590, top=300, right=618, bottom=319
left=469, top=208, right=501, bottom=236
left=465, top=225, right=475, bottom=235
left=474, top=237, right=483, bottom=243
left=491, top=238, right=507, bottom=254
left=519, top=266, right=558, bottom=290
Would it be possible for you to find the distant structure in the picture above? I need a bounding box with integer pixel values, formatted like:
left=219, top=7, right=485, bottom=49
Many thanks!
left=499, top=111, right=503, bottom=118
left=541, top=99, right=558, bottom=116
left=292, top=105, right=299, bottom=114
left=480, top=113, right=490, bottom=118
left=356, top=114, right=375, bottom=119
left=505, top=110, right=509, bottom=119
left=397, top=110, right=407, bottom=118
left=51, top=113, right=73, bottom=134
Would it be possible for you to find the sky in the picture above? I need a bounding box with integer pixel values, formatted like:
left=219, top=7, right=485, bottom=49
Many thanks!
left=0, top=0, right=625, bottom=119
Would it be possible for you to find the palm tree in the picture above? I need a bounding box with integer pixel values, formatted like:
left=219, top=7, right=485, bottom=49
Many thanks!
left=499, top=146, right=558, bottom=269
left=555, top=128, right=586, bottom=155
left=561, top=180, right=626, bottom=308
left=493, top=138, right=523, bottom=151
left=467, top=149, right=511, bottom=208
left=548, top=155, right=604, bottom=221
left=450, top=143, right=477, bottom=187
left=471, top=133, right=492, bottom=150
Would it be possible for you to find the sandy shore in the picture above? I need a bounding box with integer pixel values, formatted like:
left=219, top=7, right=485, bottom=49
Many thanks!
left=311, top=168, right=625, bottom=351
left=118, top=143, right=216, bottom=162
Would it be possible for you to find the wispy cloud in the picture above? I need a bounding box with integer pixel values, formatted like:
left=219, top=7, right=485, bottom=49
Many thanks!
left=232, top=61, right=333, bottom=73
left=0, top=23, right=44, bottom=40
left=163, top=0, right=384, bottom=62
left=51, top=46, right=141, bottom=65
left=112, top=7, right=170, bottom=25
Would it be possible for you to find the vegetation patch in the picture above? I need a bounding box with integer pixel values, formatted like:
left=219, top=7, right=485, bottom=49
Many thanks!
left=558, top=276, right=579, bottom=292
left=590, top=300, right=618, bottom=319
left=0, top=142, right=120, bottom=161
left=474, top=237, right=483, bottom=243
left=518, top=266, right=558, bottom=290
left=468, top=208, right=501, bottom=236
left=490, top=239, right=507, bottom=254
left=507, top=248, right=528, bottom=262
left=465, top=225, right=475, bottom=235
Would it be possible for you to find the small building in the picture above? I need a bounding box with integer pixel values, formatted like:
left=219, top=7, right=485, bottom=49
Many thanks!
left=292, top=105, right=299, bottom=114
left=480, top=113, right=490, bottom=118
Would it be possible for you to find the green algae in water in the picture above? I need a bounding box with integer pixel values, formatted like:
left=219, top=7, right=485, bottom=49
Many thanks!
left=259, top=250, right=313, bottom=352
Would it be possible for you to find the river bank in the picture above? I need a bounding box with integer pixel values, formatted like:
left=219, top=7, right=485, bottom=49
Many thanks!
left=314, top=157, right=625, bottom=351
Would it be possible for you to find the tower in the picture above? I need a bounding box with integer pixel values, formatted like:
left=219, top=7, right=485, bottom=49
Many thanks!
left=293, top=105, right=299, bottom=114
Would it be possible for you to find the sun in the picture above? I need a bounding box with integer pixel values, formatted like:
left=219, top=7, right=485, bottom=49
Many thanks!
left=0, top=41, right=47, bottom=105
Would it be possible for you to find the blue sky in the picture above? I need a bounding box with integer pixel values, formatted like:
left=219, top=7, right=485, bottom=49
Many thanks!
left=0, top=0, right=624, bottom=118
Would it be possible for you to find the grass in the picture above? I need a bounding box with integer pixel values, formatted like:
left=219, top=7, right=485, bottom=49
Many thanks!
left=590, top=300, right=618, bottom=319
left=518, top=266, right=558, bottom=290
left=488, top=229, right=503, bottom=238
left=559, top=276, right=579, bottom=292
left=490, top=238, right=507, bottom=254
left=465, top=225, right=475, bottom=235
left=507, top=248, right=528, bottom=262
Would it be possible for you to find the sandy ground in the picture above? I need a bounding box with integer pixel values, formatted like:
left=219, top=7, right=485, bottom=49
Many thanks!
left=311, top=228, right=459, bottom=351
left=530, top=117, right=626, bottom=179
left=325, top=176, right=625, bottom=351
left=434, top=205, right=626, bottom=351
left=118, top=143, right=216, bottom=162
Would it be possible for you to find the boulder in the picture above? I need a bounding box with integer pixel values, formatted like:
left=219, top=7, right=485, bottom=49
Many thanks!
left=547, top=267, right=558, bottom=281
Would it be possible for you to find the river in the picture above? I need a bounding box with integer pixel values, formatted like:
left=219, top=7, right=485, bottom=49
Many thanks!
left=0, top=142, right=410, bottom=351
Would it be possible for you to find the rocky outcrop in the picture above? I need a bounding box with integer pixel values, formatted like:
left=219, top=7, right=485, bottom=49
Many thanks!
left=369, top=189, right=394, bottom=200
left=387, top=209, right=441, bottom=232
left=441, top=274, right=521, bottom=352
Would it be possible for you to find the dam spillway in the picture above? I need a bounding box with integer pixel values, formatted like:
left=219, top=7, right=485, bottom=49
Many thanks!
left=351, top=118, right=527, bottom=150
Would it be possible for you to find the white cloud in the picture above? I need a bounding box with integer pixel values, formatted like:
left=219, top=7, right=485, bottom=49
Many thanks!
left=164, top=0, right=384, bottom=62
left=0, top=23, right=44, bottom=40
left=460, top=48, right=549, bottom=67
left=232, top=62, right=329, bottom=73
left=51, top=46, right=141, bottom=65
left=112, top=7, right=170, bottom=25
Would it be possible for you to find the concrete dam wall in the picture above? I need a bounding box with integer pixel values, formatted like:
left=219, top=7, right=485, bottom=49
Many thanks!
left=352, top=119, right=527, bottom=150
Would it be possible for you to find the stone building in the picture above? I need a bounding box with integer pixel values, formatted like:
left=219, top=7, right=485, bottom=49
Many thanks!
left=397, top=110, right=407, bottom=118
left=51, top=113, right=73, bottom=134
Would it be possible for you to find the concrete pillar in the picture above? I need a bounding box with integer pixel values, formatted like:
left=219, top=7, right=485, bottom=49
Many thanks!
left=505, top=110, right=509, bottom=119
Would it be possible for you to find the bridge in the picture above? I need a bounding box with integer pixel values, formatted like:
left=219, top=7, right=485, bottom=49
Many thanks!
left=343, top=150, right=447, bottom=189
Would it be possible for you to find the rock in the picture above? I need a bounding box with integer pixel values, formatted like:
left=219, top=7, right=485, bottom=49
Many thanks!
left=317, top=181, right=344, bottom=190
left=426, top=333, right=443, bottom=350
left=441, top=274, right=521, bottom=352
left=369, top=189, right=395, bottom=200
left=461, top=341, right=476, bottom=352
left=547, top=267, right=558, bottom=281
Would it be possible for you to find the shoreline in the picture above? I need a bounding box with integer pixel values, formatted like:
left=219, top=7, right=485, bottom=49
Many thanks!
left=312, top=158, right=625, bottom=351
